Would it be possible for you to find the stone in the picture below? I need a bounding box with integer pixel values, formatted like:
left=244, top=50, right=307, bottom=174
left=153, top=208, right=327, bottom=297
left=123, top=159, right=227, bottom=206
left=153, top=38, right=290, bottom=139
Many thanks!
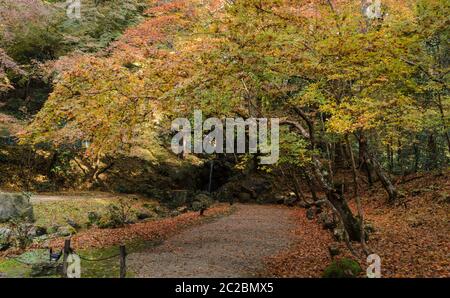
left=170, top=210, right=180, bottom=217
left=0, top=227, right=11, bottom=238
left=238, top=192, right=252, bottom=203
left=0, top=192, right=34, bottom=223
left=29, top=226, right=47, bottom=237
left=153, top=206, right=166, bottom=216
left=56, top=225, right=76, bottom=237
left=47, top=225, right=59, bottom=234
left=275, top=195, right=286, bottom=204
left=87, top=211, right=101, bottom=225
left=177, top=206, right=188, bottom=213
left=333, top=227, right=346, bottom=241
left=319, top=213, right=336, bottom=230
left=215, top=187, right=231, bottom=202
left=0, top=227, right=12, bottom=251
left=283, top=196, right=298, bottom=206
left=364, top=222, right=375, bottom=234
left=411, top=189, right=421, bottom=196
left=136, top=211, right=152, bottom=220
left=298, top=201, right=309, bottom=208
left=328, top=245, right=340, bottom=257
left=216, top=175, right=274, bottom=203
left=33, top=234, right=49, bottom=243
left=436, top=192, right=449, bottom=204
left=66, top=218, right=81, bottom=230
left=407, top=216, right=424, bottom=228
left=306, top=208, right=315, bottom=220
left=35, top=226, right=47, bottom=236
left=30, top=262, right=62, bottom=277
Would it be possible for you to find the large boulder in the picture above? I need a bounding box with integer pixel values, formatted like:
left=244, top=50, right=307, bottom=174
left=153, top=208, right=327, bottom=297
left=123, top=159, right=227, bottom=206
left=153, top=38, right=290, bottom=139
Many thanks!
left=318, top=212, right=337, bottom=230
left=30, top=262, right=62, bottom=277
left=166, top=190, right=189, bottom=208
left=0, top=227, right=12, bottom=251
left=0, top=192, right=34, bottom=223
left=191, top=193, right=213, bottom=211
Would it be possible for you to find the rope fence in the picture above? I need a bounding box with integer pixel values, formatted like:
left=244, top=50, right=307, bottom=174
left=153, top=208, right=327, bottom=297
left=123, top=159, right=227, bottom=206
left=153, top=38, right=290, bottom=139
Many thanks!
left=76, top=252, right=121, bottom=262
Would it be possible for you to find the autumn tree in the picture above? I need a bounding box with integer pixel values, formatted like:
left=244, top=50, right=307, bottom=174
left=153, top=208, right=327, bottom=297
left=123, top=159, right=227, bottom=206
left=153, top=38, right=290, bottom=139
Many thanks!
left=25, top=0, right=449, bottom=239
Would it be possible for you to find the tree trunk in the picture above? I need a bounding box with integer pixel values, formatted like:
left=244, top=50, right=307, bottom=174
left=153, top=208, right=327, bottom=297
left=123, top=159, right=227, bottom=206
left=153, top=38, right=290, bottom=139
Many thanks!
left=92, top=160, right=115, bottom=186
left=373, top=155, right=399, bottom=202
left=279, top=166, right=306, bottom=204
left=291, top=170, right=306, bottom=202
left=387, top=142, right=393, bottom=173
left=437, top=94, right=450, bottom=154
left=358, top=133, right=399, bottom=202
left=358, top=135, right=373, bottom=186
left=427, top=133, right=438, bottom=170
left=311, top=158, right=362, bottom=241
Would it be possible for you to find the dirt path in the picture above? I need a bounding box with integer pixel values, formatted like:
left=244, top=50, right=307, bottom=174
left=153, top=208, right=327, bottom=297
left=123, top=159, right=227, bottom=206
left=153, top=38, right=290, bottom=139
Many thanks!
left=30, top=192, right=133, bottom=203
left=128, top=204, right=298, bottom=277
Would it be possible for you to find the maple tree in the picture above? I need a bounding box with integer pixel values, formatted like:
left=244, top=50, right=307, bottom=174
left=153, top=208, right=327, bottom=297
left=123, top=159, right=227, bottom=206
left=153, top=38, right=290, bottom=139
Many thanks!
left=160, top=0, right=448, bottom=241
left=0, top=48, right=23, bottom=92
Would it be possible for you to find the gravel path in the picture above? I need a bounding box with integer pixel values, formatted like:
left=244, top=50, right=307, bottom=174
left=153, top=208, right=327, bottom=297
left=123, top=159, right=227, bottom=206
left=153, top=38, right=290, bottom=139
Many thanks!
left=128, top=204, right=298, bottom=277
left=30, top=192, right=131, bottom=203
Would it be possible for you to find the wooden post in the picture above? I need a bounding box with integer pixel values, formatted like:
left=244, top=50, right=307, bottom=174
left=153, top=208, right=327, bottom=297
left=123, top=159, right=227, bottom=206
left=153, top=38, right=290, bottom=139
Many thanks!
left=119, top=245, right=126, bottom=278
left=62, top=239, right=71, bottom=278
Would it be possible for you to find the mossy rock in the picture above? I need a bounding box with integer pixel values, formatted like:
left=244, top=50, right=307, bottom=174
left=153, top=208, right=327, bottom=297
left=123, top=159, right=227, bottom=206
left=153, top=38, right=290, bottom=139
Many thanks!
left=56, top=225, right=77, bottom=237
left=0, top=231, right=11, bottom=251
left=87, top=211, right=101, bottom=226
left=322, top=258, right=362, bottom=278
left=191, top=193, right=213, bottom=212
